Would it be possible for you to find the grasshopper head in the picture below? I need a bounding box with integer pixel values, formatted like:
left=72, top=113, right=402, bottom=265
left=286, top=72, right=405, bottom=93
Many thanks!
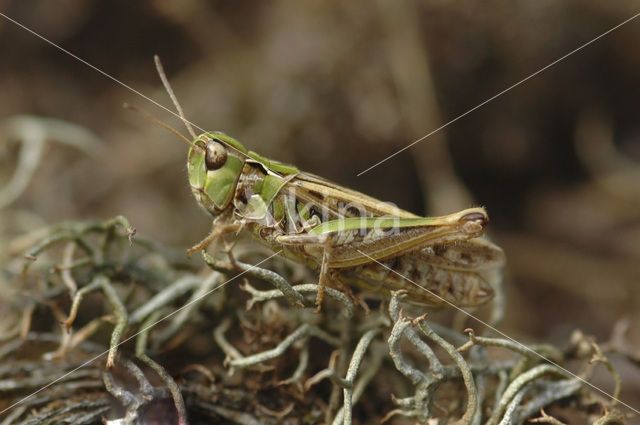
left=187, top=132, right=248, bottom=216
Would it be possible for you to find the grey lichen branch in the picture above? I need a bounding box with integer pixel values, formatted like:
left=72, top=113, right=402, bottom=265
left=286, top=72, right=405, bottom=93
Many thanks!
left=330, top=328, right=382, bottom=425
left=513, top=379, right=582, bottom=423
left=213, top=317, right=251, bottom=371
left=103, top=355, right=187, bottom=425
left=415, top=316, right=478, bottom=425
left=305, top=350, right=350, bottom=391
left=63, top=275, right=128, bottom=368
left=134, top=314, right=188, bottom=425
left=389, top=291, right=444, bottom=378
left=137, top=353, right=188, bottom=425
left=21, top=215, right=136, bottom=275
left=459, top=328, right=563, bottom=364
left=529, top=408, right=568, bottom=425
left=384, top=291, right=448, bottom=422
left=277, top=345, right=309, bottom=391
left=127, top=275, right=205, bottom=325
left=241, top=282, right=354, bottom=318
left=202, top=250, right=309, bottom=308
left=486, top=364, right=570, bottom=425
left=215, top=322, right=340, bottom=369
left=592, top=408, right=629, bottom=425
left=0, top=115, right=100, bottom=209
left=498, top=384, right=533, bottom=425
left=588, top=339, right=622, bottom=403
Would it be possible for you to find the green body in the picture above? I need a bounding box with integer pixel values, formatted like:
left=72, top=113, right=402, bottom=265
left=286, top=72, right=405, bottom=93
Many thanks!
left=188, top=132, right=504, bottom=307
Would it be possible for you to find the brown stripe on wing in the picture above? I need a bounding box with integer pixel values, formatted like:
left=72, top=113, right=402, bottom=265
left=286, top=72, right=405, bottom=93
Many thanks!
left=288, top=172, right=419, bottom=219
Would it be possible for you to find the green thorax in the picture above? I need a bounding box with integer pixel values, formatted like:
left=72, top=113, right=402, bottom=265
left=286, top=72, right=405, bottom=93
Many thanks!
left=187, top=131, right=299, bottom=218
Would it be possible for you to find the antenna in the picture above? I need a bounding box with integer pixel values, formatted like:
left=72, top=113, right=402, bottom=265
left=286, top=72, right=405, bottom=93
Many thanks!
left=150, top=55, right=250, bottom=161
left=123, top=103, right=200, bottom=150
left=154, top=55, right=198, bottom=140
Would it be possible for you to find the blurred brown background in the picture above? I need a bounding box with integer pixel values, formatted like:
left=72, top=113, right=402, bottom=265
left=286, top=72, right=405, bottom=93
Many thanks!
left=1, top=0, right=639, bottom=414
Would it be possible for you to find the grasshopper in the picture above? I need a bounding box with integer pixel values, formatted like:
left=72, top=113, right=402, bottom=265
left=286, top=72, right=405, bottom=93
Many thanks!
left=153, top=58, right=504, bottom=311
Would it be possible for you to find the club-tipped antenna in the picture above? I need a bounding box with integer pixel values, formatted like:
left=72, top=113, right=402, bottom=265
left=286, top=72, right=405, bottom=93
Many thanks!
left=154, top=55, right=198, bottom=140
left=123, top=103, right=200, bottom=150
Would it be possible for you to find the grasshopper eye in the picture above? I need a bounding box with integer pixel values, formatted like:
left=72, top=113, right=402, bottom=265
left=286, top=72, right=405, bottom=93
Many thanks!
left=205, top=139, right=227, bottom=170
